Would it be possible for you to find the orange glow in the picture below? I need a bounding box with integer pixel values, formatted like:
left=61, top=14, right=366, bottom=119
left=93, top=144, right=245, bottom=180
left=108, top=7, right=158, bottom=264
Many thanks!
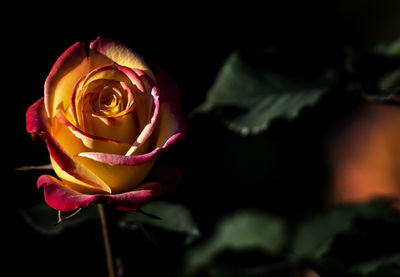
left=329, top=103, right=400, bottom=208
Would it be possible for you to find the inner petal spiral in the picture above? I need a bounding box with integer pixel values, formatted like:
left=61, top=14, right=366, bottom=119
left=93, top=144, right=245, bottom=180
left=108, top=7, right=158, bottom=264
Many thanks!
left=91, top=85, right=125, bottom=116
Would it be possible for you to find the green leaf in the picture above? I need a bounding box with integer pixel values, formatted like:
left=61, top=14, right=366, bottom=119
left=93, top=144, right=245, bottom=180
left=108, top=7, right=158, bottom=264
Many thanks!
left=192, top=51, right=327, bottom=135
left=374, top=37, right=400, bottom=56
left=19, top=203, right=98, bottom=236
left=350, top=254, right=400, bottom=275
left=290, top=199, right=399, bottom=260
left=359, top=37, right=400, bottom=102
left=184, top=209, right=287, bottom=273
left=118, top=201, right=200, bottom=245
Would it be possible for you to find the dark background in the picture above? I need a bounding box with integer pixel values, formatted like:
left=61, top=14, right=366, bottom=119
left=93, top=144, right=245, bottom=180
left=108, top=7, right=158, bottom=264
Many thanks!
left=4, top=1, right=400, bottom=276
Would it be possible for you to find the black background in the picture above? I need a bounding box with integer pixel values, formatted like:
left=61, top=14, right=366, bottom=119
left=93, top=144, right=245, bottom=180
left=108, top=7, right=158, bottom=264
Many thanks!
left=4, top=1, right=400, bottom=276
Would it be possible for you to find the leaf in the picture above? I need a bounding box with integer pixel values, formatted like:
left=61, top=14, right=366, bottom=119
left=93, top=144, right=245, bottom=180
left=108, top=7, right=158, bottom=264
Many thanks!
left=192, top=51, right=327, bottom=135
left=290, top=199, right=400, bottom=260
left=19, top=203, right=98, bottom=235
left=350, top=254, right=400, bottom=275
left=357, top=37, right=400, bottom=102
left=118, top=201, right=200, bottom=245
left=374, top=37, right=400, bottom=56
left=184, top=209, right=287, bottom=273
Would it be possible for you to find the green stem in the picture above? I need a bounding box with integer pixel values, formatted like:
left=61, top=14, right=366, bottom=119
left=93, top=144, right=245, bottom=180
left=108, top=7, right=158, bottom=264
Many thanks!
left=98, top=204, right=115, bottom=277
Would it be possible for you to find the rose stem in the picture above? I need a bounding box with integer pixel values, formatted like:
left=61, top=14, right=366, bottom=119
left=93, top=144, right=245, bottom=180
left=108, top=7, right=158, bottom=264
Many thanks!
left=98, top=204, right=116, bottom=277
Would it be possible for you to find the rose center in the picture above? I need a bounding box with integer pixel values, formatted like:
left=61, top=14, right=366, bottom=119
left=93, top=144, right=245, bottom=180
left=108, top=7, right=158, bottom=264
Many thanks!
left=87, top=85, right=128, bottom=117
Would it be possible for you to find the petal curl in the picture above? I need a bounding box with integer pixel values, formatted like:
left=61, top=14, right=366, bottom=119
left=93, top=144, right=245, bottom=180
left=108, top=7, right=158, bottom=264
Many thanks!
left=45, top=42, right=89, bottom=117
left=38, top=175, right=163, bottom=211
left=152, top=67, right=187, bottom=148
left=55, top=108, right=131, bottom=153
left=78, top=147, right=159, bottom=166
left=26, top=97, right=49, bottom=139
left=45, top=134, right=111, bottom=194
left=125, top=85, right=160, bottom=156
left=89, top=36, right=156, bottom=82
left=37, top=175, right=99, bottom=211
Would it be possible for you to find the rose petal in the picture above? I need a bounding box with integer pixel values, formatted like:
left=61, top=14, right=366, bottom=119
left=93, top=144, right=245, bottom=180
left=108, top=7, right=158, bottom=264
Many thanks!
left=117, top=65, right=155, bottom=132
left=89, top=36, right=156, bottom=82
left=38, top=175, right=163, bottom=211
left=45, top=42, right=89, bottom=118
left=100, top=182, right=163, bottom=211
left=55, top=108, right=131, bottom=153
left=26, top=97, right=49, bottom=139
left=125, top=85, right=160, bottom=156
left=46, top=134, right=111, bottom=194
left=152, top=67, right=186, bottom=148
left=37, top=175, right=98, bottom=211
left=78, top=147, right=159, bottom=166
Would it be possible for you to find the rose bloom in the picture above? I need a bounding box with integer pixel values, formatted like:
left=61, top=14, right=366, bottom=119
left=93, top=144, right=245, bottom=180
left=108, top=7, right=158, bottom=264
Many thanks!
left=26, top=37, right=186, bottom=212
left=329, top=102, right=400, bottom=208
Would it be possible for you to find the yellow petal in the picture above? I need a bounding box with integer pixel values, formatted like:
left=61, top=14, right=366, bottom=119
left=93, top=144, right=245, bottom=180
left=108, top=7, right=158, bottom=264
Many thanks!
left=89, top=36, right=156, bottom=82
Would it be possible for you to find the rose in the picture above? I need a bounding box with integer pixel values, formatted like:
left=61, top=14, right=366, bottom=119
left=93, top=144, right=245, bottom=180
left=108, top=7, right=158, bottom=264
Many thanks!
left=26, top=37, right=185, bottom=212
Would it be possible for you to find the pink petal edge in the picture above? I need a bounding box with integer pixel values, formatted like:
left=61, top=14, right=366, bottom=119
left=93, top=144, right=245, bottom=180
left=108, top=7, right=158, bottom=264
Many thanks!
left=26, top=97, right=49, bottom=139
left=44, top=42, right=87, bottom=117
left=89, top=36, right=156, bottom=82
left=37, top=175, right=163, bottom=211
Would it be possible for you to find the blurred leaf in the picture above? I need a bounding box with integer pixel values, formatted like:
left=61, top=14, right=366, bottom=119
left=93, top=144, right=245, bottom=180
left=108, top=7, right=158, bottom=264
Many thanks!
left=192, top=51, right=327, bottom=135
left=356, top=37, right=400, bottom=102
left=374, top=37, right=400, bottom=56
left=19, top=203, right=98, bottom=236
left=290, top=199, right=400, bottom=260
left=350, top=254, right=400, bottom=275
left=184, top=209, right=287, bottom=274
left=118, top=201, right=200, bottom=245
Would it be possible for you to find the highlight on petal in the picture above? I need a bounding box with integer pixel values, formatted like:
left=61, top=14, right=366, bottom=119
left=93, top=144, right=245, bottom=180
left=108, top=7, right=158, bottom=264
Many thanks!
left=125, top=85, right=160, bottom=156
left=26, top=97, right=49, bottom=139
left=55, top=108, right=131, bottom=153
left=45, top=134, right=111, bottom=194
left=89, top=36, right=156, bottom=82
left=45, top=42, right=89, bottom=118
left=78, top=147, right=159, bottom=166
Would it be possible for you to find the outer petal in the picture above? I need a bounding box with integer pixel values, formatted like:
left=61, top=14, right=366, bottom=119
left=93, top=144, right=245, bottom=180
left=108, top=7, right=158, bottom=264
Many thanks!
left=37, top=163, right=179, bottom=211
left=45, top=42, right=89, bottom=117
left=37, top=175, right=98, bottom=211
left=89, top=36, right=156, bottom=82
left=152, top=67, right=187, bottom=148
left=100, top=182, right=163, bottom=211
left=45, top=134, right=111, bottom=194
left=26, top=97, right=49, bottom=139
